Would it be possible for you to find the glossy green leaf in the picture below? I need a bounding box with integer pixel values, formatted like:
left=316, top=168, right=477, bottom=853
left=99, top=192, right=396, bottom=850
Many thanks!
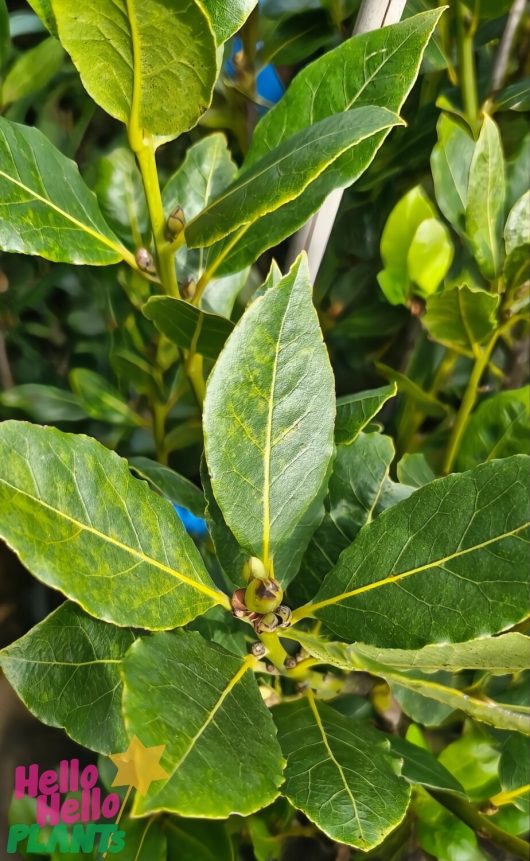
left=504, top=244, right=530, bottom=292
left=335, top=383, right=396, bottom=445
left=210, top=9, right=443, bottom=273
left=143, top=296, right=234, bottom=361
left=457, top=387, right=530, bottom=470
left=0, top=602, right=135, bottom=753
left=50, top=0, right=217, bottom=138
left=70, top=368, right=144, bottom=427
left=130, top=456, right=205, bottom=517
left=186, top=107, right=402, bottom=249
left=422, top=285, right=499, bottom=356
left=397, top=453, right=435, bottom=488
left=92, top=146, right=148, bottom=247
left=0, top=421, right=225, bottom=629
left=1, top=37, right=64, bottom=107
left=274, top=696, right=410, bottom=850
left=0, top=118, right=128, bottom=266
left=296, top=456, right=530, bottom=648
left=166, top=819, right=234, bottom=861
left=122, top=631, right=284, bottom=817
left=505, top=190, right=530, bottom=255
left=0, top=384, right=85, bottom=422
left=499, top=735, right=530, bottom=813
left=289, top=433, right=396, bottom=606
left=431, top=113, right=475, bottom=234
left=203, top=255, right=335, bottom=570
left=375, top=362, right=449, bottom=418
left=466, top=115, right=506, bottom=280
left=201, top=0, right=257, bottom=43
left=407, top=218, right=454, bottom=298
left=386, top=735, right=465, bottom=795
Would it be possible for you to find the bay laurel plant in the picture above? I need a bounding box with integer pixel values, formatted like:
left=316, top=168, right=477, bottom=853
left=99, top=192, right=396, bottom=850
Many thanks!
left=0, top=1, right=529, bottom=858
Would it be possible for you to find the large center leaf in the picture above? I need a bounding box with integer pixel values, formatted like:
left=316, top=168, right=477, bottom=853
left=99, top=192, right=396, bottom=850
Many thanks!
left=0, top=118, right=130, bottom=266
left=274, top=695, right=410, bottom=850
left=203, top=255, right=336, bottom=571
left=49, top=0, right=217, bottom=138
left=122, top=631, right=284, bottom=817
left=0, top=602, right=135, bottom=754
left=294, top=456, right=530, bottom=648
left=0, top=421, right=226, bottom=629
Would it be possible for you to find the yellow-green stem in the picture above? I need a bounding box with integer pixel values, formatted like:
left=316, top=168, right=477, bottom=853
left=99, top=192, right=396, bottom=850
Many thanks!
left=442, top=333, right=498, bottom=474
left=455, top=0, right=479, bottom=128
left=259, top=631, right=289, bottom=669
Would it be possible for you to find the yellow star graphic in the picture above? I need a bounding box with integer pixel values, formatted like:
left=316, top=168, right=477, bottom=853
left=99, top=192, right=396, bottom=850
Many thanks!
left=109, top=736, right=169, bottom=796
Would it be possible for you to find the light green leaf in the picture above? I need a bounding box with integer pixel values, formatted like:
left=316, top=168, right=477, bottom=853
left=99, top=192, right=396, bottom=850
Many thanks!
left=457, top=387, right=530, bottom=470
left=407, top=217, right=454, bottom=298
left=290, top=630, right=530, bottom=676
left=422, top=285, right=499, bottom=356
left=0, top=118, right=129, bottom=266
left=122, top=631, right=284, bottom=817
left=505, top=190, right=530, bottom=255
left=186, top=107, right=402, bottom=249
left=378, top=186, right=446, bottom=305
left=288, top=630, right=530, bottom=734
left=143, top=296, right=234, bottom=361
left=0, top=384, right=85, bottom=422
left=431, top=112, right=475, bottom=235
left=1, top=37, right=64, bottom=107
left=375, top=362, right=449, bottom=418
left=209, top=9, right=443, bottom=273
left=50, top=0, right=217, bottom=138
left=397, top=453, right=435, bottom=488
left=0, top=602, right=135, bottom=753
left=335, top=383, right=396, bottom=445
left=466, top=115, right=506, bottom=280
left=274, top=696, right=410, bottom=850
left=91, top=146, right=148, bottom=248
left=130, top=456, right=205, bottom=517
left=69, top=368, right=145, bottom=427
left=203, top=255, right=335, bottom=571
left=0, top=421, right=226, bottom=629
left=294, top=456, right=530, bottom=648
left=200, top=0, right=257, bottom=44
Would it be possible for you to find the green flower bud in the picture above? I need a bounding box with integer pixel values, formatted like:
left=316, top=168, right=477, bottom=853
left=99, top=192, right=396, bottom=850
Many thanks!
left=255, top=613, right=279, bottom=634
left=242, top=556, right=268, bottom=582
left=244, top=578, right=283, bottom=614
left=167, top=205, right=185, bottom=239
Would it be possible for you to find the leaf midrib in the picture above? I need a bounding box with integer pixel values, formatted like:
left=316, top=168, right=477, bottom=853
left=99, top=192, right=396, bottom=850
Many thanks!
left=295, top=521, right=530, bottom=619
left=0, top=476, right=225, bottom=605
